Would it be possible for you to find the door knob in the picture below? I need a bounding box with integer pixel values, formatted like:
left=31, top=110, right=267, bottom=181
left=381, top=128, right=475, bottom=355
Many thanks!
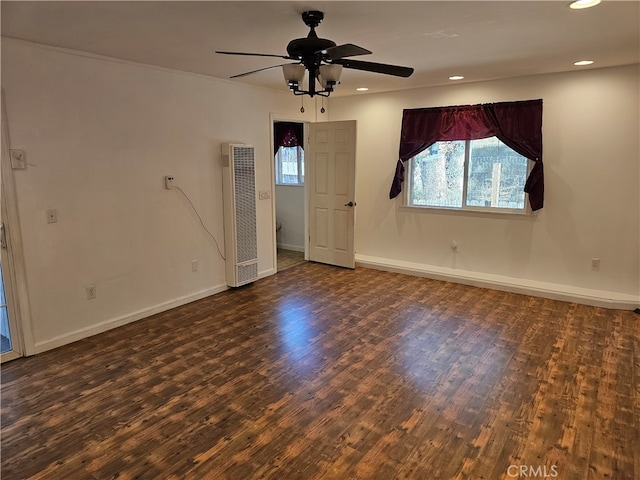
left=344, top=201, right=356, bottom=207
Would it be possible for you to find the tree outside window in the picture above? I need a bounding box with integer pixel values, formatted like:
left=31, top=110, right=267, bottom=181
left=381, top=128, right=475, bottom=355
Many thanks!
left=408, top=137, right=529, bottom=212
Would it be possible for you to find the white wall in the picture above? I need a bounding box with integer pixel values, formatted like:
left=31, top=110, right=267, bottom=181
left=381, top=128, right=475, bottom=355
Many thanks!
left=328, top=65, right=639, bottom=306
left=275, top=185, right=305, bottom=252
left=1, top=40, right=318, bottom=353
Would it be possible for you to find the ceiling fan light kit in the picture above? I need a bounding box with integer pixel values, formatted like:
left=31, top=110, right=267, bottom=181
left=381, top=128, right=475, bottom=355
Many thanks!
left=217, top=10, right=414, bottom=103
left=318, top=64, right=343, bottom=90
left=282, top=63, right=341, bottom=97
left=282, top=63, right=306, bottom=88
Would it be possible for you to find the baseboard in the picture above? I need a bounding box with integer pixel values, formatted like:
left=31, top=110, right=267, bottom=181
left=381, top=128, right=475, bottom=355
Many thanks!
left=277, top=243, right=305, bottom=253
left=259, top=267, right=276, bottom=279
left=356, top=254, right=639, bottom=310
left=33, top=284, right=228, bottom=354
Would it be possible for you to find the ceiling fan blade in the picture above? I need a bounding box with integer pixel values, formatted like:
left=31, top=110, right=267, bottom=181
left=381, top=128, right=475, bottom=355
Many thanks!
left=230, top=63, right=292, bottom=79
left=321, top=43, right=372, bottom=60
left=333, top=58, right=414, bottom=77
left=216, top=51, right=294, bottom=60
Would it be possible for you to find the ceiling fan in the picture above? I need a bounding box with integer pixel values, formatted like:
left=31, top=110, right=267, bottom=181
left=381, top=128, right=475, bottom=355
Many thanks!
left=216, top=10, right=414, bottom=98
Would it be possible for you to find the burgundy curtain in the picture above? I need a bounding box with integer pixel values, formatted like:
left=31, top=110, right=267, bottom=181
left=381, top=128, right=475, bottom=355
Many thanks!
left=389, top=99, right=544, bottom=210
left=274, top=122, right=304, bottom=155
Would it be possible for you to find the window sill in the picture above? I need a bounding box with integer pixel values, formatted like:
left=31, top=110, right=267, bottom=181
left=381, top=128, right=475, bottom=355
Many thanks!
left=399, top=204, right=534, bottom=217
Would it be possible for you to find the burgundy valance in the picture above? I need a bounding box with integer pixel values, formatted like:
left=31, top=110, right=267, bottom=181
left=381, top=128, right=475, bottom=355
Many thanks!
left=389, top=99, right=544, bottom=210
left=274, top=122, right=304, bottom=155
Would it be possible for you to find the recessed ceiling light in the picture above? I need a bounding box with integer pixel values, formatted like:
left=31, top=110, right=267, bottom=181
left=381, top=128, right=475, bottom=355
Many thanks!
left=574, top=60, right=594, bottom=66
left=449, top=75, right=465, bottom=81
left=356, top=87, right=369, bottom=92
left=569, top=0, right=601, bottom=10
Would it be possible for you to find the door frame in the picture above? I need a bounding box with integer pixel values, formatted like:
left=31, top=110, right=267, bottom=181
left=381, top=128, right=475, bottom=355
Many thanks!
left=1, top=188, right=24, bottom=362
left=1, top=88, right=34, bottom=360
left=269, top=113, right=309, bottom=272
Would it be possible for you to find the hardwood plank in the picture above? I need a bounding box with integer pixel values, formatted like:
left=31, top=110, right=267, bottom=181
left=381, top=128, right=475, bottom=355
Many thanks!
left=1, top=263, right=638, bottom=479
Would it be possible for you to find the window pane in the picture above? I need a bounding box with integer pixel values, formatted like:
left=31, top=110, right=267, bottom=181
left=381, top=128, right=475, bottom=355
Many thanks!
left=280, top=146, right=298, bottom=184
left=411, top=141, right=465, bottom=208
left=276, top=146, right=304, bottom=185
left=466, top=137, right=527, bottom=209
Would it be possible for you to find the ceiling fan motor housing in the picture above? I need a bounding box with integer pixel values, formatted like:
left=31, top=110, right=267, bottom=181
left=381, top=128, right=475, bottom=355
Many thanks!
left=287, top=11, right=335, bottom=63
left=287, top=37, right=336, bottom=61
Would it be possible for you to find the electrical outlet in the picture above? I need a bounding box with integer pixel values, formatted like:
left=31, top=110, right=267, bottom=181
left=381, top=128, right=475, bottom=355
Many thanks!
left=192, top=260, right=199, bottom=272
left=591, top=258, right=600, bottom=270
left=259, top=190, right=271, bottom=200
left=451, top=240, right=459, bottom=251
left=165, top=175, right=174, bottom=189
left=46, top=209, right=58, bottom=224
left=86, top=285, right=97, bottom=300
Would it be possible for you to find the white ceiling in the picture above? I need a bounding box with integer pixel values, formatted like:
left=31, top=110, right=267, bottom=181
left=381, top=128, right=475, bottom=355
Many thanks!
left=1, top=1, right=638, bottom=97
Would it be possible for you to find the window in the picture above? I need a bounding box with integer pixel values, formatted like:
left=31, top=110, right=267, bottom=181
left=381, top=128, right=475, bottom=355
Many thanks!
left=407, top=136, right=530, bottom=212
left=275, top=145, right=304, bottom=185
left=389, top=100, right=543, bottom=211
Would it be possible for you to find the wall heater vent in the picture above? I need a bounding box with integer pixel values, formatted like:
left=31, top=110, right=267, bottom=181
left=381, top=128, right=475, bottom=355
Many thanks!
left=221, top=143, right=258, bottom=287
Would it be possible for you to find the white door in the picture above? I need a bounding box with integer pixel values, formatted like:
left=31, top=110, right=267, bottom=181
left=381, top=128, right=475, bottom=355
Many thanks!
left=308, top=121, right=356, bottom=269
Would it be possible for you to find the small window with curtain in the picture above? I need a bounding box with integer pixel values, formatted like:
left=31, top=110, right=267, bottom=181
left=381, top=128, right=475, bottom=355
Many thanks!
left=275, top=146, right=304, bottom=185
left=389, top=99, right=544, bottom=212
left=274, top=122, right=305, bottom=186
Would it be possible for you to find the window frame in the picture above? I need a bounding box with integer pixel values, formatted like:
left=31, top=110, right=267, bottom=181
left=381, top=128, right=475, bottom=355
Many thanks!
left=404, top=138, right=533, bottom=215
left=275, top=145, right=305, bottom=186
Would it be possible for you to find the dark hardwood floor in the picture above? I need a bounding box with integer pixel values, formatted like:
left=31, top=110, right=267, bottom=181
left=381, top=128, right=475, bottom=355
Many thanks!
left=1, top=262, right=638, bottom=479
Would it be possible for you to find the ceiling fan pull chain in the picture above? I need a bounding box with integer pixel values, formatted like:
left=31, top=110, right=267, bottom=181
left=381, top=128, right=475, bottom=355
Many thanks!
left=300, top=96, right=305, bottom=113
left=321, top=97, right=326, bottom=114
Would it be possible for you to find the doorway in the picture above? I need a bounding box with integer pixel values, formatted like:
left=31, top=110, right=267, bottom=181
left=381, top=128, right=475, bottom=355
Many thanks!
left=0, top=193, right=23, bottom=362
left=1, top=263, right=13, bottom=353
left=0, top=211, right=25, bottom=361
left=1, top=89, right=27, bottom=362
left=271, top=117, right=357, bottom=272
left=273, top=119, right=307, bottom=272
